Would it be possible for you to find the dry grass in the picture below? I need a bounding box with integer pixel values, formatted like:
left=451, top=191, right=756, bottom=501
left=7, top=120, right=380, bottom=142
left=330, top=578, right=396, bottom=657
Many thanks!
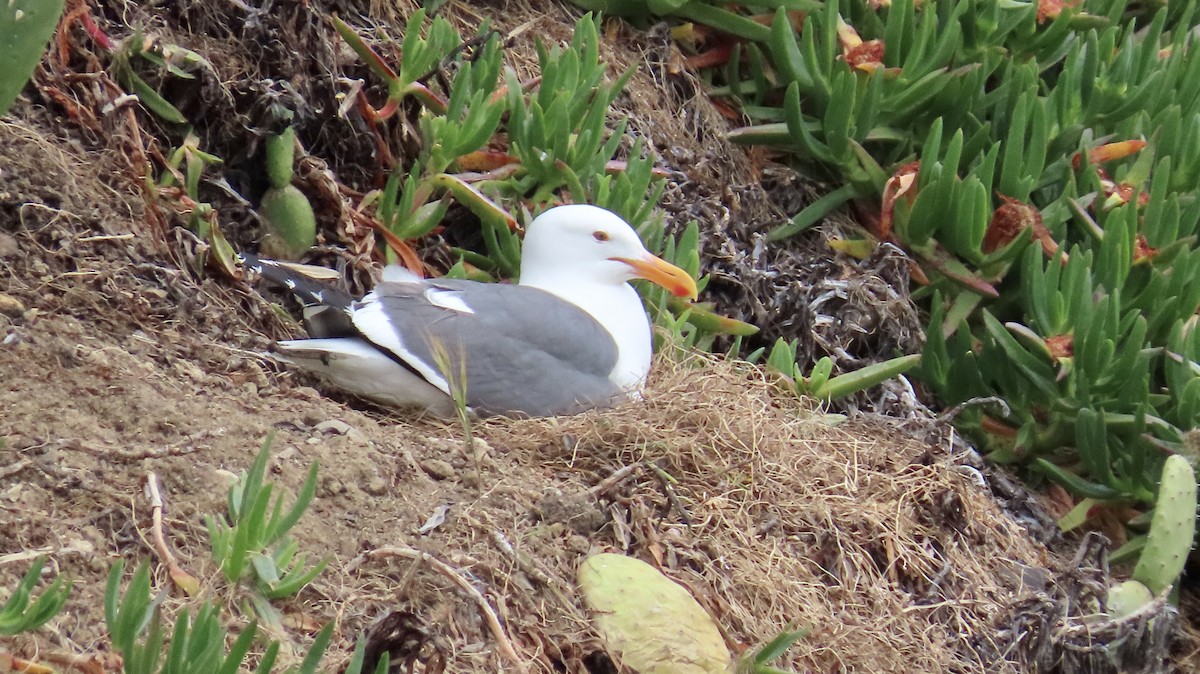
left=458, top=353, right=1046, bottom=673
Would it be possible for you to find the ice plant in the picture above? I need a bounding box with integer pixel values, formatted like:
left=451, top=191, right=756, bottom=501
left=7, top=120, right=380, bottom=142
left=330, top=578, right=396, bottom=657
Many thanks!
left=637, top=0, right=1200, bottom=562
left=206, top=435, right=327, bottom=621
left=0, top=0, right=66, bottom=115
left=0, top=557, right=71, bottom=636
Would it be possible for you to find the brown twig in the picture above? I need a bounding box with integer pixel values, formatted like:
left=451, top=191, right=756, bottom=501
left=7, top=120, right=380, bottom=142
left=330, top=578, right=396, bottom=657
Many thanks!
left=0, top=458, right=32, bottom=480
left=143, top=472, right=200, bottom=596
left=31, top=650, right=110, bottom=674
left=349, top=545, right=528, bottom=674
left=0, top=653, right=57, bottom=674
left=485, top=528, right=581, bottom=619
left=587, top=463, right=640, bottom=497
left=57, top=437, right=205, bottom=463
left=645, top=461, right=692, bottom=526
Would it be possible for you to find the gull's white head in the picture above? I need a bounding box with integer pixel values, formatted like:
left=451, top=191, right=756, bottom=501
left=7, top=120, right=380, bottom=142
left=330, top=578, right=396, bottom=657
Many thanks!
left=518, top=204, right=698, bottom=299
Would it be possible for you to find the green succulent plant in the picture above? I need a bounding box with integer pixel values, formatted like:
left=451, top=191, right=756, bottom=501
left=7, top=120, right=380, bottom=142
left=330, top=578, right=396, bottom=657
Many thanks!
left=1105, top=454, right=1197, bottom=618
left=0, top=556, right=71, bottom=636
left=259, top=126, right=317, bottom=260
left=0, top=0, right=66, bottom=115
left=596, top=0, right=1200, bottom=563
left=206, top=435, right=327, bottom=630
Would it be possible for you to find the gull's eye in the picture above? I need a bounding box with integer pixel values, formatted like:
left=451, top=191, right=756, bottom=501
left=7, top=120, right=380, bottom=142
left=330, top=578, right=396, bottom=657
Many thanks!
left=592, top=230, right=610, bottom=242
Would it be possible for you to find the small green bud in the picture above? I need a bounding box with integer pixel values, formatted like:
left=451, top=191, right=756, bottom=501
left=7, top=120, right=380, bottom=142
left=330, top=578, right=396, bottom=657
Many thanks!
left=259, top=185, right=316, bottom=259
left=265, top=127, right=297, bottom=190
left=1105, top=579, right=1153, bottom=618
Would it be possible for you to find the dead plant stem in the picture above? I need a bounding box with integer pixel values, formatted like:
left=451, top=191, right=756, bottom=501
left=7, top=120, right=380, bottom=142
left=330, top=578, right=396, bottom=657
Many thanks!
left=143, top=471, right=200, bottom=595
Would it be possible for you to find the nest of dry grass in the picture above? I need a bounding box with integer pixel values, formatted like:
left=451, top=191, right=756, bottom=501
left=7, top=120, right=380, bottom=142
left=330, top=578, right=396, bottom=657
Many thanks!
left=276, top=354, right=1046, bottom=673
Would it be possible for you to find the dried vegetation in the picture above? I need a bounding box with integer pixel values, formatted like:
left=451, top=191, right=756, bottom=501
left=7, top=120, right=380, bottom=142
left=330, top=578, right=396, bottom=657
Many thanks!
left=2, top=1, right=1200, bottom=673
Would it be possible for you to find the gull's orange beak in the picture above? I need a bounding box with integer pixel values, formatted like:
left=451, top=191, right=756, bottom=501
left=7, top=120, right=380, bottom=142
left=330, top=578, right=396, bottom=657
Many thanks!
left=614, top=254, right=699, bottom=300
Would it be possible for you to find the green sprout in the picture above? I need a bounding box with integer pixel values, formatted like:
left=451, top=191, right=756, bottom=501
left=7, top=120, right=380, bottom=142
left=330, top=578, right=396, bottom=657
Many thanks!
left=206, top=434, right=327, bottom=624
left=428, top=335, right=481, bottom=483
left=332, top=9, right=458, bottom=117
left=105, top=561, right=162, bottom=670
left=737, top=626, right=812, bottom=674
left=758, top=337, right=919, bottom=402
left=0, top=556, right=71, bottom=636
left=104, top=559, right=337, bottom=674
left=154, top=133, right=239, bottom=276
left=111, top=28, right=213, bottom=125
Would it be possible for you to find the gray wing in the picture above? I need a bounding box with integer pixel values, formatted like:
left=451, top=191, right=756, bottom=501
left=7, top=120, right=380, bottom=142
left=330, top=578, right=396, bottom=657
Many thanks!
left=351, top=280, right=623, bottom=416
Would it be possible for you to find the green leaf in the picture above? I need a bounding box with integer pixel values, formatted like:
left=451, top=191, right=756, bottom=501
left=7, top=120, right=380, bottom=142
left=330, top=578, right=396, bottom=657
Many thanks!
left=332, top=15, right=399, bottom=82
left=1057, top=497, right=1098, bottom=532
left=751, top=626, right=812, bottom=666
left=768, top=10, right=806, bottom=90
left=981, top=311, right=1057, bottom=398
left=104, top=559, right=124, bottom=636
left=802, top=357, right=834, bottom=395
left=812, top=354, right=921, bottom=401
left=273, top=460, right=319, bottom=545
left=0, top=0, right=67, bottom=115
left=260, top=556, right=329, bottom=599
left=668, top=299, right=759, bottom=337
left=1075, top=408, right=1118, bottom=490
left=250, top=552, right=280, bottom=586
left=1034, top=458, right=1123, bottom=500
left=218, top=622, right=258, bottom=674
left=296, top=623, right=335, bottom=674
left=107, top=562, right=157, bottom=657
left=766, top=339, right=800, bottom=381
left=253, top=642, right=281, bottom=674
left=680, top=3, right=770, bottom=42
left=119, top=68, right=189, bottom=124
left=769, top=183, right=860, bottom=240
left=1109, top=535, right=1147, bottom=566
left=726, top=122, right=794, bottom=147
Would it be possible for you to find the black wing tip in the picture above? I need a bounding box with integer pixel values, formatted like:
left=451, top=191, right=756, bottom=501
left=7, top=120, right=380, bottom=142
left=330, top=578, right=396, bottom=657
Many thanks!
left=239, top=252, right=264, bottom=273
left=242, top=257, right=346, bottom=306
left=239, top=253, right=295, bottom=279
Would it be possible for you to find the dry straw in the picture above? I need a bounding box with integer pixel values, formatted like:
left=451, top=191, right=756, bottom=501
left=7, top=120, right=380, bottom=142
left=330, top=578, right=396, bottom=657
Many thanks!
left=405, top=352, right=1052, bottom=673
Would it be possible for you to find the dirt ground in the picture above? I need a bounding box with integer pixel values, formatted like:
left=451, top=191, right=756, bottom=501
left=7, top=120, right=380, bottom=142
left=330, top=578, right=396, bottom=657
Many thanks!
left=2, top=1, right=1200, bottom=673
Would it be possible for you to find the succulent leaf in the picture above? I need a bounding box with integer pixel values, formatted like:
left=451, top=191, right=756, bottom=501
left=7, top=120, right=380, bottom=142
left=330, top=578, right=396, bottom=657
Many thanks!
left=0, top=0, right=67, bottom=115
left=578, top=553, right=731, bottom=674
left=1132, top=454, right=1198, bottom=595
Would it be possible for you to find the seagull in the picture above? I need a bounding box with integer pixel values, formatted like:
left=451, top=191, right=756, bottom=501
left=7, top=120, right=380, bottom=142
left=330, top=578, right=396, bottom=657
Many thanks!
left=247, top=205, right=698, bottom=417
